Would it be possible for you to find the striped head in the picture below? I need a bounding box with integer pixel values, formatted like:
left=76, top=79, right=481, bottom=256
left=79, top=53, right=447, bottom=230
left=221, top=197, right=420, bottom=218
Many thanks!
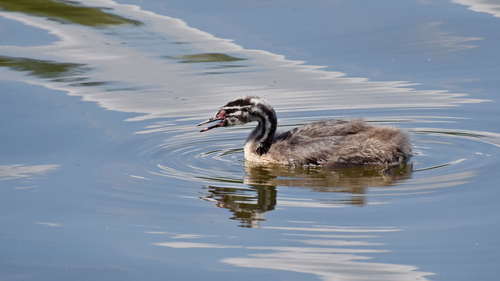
left=198, top=96, right=275, bottom=132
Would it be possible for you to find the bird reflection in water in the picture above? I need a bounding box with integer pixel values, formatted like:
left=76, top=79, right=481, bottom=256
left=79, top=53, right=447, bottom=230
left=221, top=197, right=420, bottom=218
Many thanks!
left=202, top=163, right=412, bottom=227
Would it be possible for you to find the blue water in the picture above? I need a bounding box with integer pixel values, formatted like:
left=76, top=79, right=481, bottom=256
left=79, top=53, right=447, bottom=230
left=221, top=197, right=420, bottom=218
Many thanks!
left=1, top=1, right=500, bottom=280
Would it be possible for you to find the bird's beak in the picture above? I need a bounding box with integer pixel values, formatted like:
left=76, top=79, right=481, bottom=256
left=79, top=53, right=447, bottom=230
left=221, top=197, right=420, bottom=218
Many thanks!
left=197, top=118, right=217, bottom=127
left=197, top=117, right=225, bottom=132
left=198, top=110, right=227, bottom=132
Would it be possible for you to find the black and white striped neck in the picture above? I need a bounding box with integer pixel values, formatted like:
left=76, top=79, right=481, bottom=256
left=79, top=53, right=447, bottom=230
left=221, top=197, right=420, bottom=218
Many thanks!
left=247, top=101, right=277, bottom=155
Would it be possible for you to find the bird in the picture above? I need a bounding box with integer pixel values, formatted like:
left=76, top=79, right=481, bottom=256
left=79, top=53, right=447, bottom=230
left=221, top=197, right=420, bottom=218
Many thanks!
left=198, top=96, right=412, bottom=168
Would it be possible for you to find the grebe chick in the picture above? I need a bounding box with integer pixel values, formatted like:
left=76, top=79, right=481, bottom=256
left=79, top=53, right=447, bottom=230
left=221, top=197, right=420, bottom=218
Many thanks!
left=198, top=96, right=412, bottom=167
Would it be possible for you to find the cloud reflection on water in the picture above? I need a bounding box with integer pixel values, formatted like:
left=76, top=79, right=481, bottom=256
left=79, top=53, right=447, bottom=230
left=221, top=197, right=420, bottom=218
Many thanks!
left=452, top=0, right=500, bottom=18
left=0, top=164, right=59, bottom=181
left=153, top=224, right=432, bottom=281
left=414, top=22, right=482, bottom=53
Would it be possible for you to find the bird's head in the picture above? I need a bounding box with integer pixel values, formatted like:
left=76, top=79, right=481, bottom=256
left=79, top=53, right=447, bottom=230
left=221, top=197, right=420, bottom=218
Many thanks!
left=198, top=96, right=267, bottom=132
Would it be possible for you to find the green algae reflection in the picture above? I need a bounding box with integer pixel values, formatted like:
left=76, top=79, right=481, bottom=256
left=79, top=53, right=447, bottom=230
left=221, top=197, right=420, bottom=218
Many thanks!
left=173, top=53, right=246, bottom=63
left=0, top=0, right=141, bottom=26
left=0, top=56, right=85, bottom=79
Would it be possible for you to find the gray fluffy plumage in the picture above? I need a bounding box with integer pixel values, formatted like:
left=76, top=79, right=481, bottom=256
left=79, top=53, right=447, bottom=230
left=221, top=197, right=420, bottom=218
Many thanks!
left=253, top=119, right=412, bottom=167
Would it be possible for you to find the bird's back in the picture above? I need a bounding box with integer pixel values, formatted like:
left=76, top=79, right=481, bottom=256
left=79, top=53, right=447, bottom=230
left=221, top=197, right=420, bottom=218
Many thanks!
left=260, top=120, right=411, bottom=167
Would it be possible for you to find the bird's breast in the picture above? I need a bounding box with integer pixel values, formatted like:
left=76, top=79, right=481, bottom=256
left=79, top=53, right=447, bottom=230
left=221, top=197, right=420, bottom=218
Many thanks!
left=244, top=141, right=280, bottom=164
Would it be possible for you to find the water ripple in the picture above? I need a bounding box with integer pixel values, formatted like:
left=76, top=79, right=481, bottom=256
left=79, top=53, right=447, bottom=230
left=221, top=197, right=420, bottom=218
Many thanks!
left=145, top=113, right=500, bottom=227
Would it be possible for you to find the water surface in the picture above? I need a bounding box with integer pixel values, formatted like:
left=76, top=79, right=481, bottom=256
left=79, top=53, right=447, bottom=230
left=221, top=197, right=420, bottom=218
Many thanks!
left=1, top=0, right=500, bottom=280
